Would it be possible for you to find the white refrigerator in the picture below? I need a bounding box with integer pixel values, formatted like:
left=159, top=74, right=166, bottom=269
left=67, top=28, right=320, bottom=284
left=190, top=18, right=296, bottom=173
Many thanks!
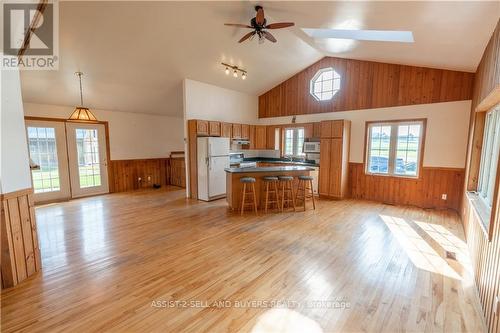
left=197, top=137, right=230, bottom=201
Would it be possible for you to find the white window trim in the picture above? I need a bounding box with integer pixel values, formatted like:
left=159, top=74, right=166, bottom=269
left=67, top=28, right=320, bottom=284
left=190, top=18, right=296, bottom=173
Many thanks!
left=477, top=105, right=500, bottom=208
left=365, top=120, right=425, bottom=178
left=283, top=127, right=305, bottom=157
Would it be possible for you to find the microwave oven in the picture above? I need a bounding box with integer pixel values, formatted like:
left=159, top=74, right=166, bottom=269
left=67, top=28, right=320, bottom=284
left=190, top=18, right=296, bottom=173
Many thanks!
left=303, top=141, right=320, bottom=153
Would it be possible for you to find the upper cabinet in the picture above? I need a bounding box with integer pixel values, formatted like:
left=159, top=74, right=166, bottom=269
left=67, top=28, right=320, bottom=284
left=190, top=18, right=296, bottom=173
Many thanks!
left=221, top=122, right=232, bottom=138
left=313, top=122, right=321, bottom=138
left=258, top=57, right=474, bottom=118
left=255, top=126, right=267, bottom=149
left=196, top=120, right=209, bottom=136
left=304, top=123, right=313, bottom=139
left=232, top=124, right=242, bottom=139
left=320, top=120, right=344, bottom=138
left=241, top=124, right=250, bottom=139
left=266, top=126, right=277, bottom=150
left=209, top=121, right=221, bottom=137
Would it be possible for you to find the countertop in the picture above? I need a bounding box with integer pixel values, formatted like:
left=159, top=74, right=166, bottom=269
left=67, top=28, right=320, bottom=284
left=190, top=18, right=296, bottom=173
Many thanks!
left=225, top=166, right=315, bottom=173
left=242, top=157, right=319, bottom=167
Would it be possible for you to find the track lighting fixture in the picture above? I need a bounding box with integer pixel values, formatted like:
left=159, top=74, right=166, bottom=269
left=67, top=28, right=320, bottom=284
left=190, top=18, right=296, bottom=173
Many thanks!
left=221, top=62, right=247, bottom=80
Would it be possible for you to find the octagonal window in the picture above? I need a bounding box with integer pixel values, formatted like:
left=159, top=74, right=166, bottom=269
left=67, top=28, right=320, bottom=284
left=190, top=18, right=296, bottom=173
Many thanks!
left=310, top=67, right=341, bottom=101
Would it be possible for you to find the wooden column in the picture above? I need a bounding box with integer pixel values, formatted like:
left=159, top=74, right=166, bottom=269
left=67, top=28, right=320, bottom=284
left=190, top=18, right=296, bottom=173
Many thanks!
left=1, top=188, right=41, bottom=288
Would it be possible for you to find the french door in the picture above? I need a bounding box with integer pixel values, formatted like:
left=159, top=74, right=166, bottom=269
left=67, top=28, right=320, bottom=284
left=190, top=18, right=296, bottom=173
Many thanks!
left=26, top=120, right=71, bottom=202
left=65, top=122, right=109, bottom=198
left=25, top=120, right=109, bottom=202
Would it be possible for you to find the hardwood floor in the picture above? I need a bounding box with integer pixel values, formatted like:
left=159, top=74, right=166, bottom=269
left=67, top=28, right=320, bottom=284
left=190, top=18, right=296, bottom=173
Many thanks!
left=1, top=187, right=486, bottom=332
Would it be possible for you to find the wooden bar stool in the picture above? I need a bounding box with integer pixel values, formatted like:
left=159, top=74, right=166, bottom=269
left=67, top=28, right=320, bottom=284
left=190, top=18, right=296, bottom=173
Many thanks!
left=295, top=175, right=316, bottom=211
left=278, top=176, right=296, bottom=212
left=262, top=176, right=280, bottom=213
left=240, top=177, right=258, bottom=216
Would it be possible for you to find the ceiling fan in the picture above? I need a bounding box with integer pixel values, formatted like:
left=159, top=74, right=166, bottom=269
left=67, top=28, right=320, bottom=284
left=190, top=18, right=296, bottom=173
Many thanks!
left=224, top=6, right=295, bottom=43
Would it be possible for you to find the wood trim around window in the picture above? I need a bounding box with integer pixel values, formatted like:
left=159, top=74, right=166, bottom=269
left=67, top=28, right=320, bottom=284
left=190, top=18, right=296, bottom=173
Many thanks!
left=23, top=116, right=114, bottom=193
left=466, top=104, right=500, bottom=242
left=363, top=118, right=427, bottom=180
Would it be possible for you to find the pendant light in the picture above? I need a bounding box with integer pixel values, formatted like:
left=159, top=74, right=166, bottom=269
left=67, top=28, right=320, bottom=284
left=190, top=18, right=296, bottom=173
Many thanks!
left=68, top=72, right=97, bottom=122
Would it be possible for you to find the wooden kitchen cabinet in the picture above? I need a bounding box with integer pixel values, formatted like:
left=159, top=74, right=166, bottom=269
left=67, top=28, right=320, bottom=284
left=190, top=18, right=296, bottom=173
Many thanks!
left=319, top=138, right=331, bottom=196
left=318, top=120, right=351, bottom=199
left=249, top=125, right=256, bottom=149
left=304, top=123, right=314, bottom=139
left=232, top=124, right=242, bottom=139
left=209, top=121, right=221, bottom=136
left=241, top=124, right=250, bottom=139
left=196, top=120, right=209, bottom=136
left=313, top=122, right=321, bottom=138
left=170, top=158, right=186, bottom=188
left=255, top=125, right=267, bottom=149
left=221, top=122, right=232, bottom=138
left=320, top=120, right=344, bottom=138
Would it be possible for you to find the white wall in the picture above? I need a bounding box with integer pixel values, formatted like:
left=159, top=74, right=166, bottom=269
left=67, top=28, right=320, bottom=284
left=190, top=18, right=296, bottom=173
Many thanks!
left=182, top=79, right=258, bottom=196
left=23, top=103, right=184, bottom=160
left=258, top=100, right=471, bottom=168
left=183, top=79, right=258, bottom=123
left=1, top=68, right=33, bottom=194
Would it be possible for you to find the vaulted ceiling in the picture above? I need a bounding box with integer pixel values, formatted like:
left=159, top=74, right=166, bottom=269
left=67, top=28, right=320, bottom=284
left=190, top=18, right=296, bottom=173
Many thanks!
left=20, top=1, right=500, bottom=117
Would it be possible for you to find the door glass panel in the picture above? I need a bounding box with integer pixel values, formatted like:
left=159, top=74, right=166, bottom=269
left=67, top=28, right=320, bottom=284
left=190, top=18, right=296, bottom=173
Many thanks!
left=75, top=129, right=101, bottom=188
left=27, top=127, right=61, bottom=193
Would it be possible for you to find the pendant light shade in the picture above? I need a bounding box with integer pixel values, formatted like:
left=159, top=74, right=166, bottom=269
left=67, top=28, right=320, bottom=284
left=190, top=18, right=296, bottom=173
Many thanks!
left=69, top=107, right=97, bottom=121
left=69, top=72, right=98, bottom=122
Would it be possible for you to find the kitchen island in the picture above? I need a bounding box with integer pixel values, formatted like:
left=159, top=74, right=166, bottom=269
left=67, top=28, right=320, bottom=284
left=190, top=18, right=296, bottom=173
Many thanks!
left=225, top=166, right=314, bottom=211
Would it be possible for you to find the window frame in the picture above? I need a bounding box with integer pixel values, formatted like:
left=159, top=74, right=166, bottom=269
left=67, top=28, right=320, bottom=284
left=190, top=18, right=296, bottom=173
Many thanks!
left=467, top=103, right=500, bottom=241
left=283, top=127, right=305, bottom=158
left=364, top=119, right=426, bottom=179
left=477, top=107, right=500, bottom=208
left=309, top=67, right=341, bottom=102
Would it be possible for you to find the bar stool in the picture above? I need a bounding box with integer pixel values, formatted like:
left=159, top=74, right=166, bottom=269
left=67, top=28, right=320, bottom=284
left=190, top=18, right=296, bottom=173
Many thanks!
left=295, top=175, right=316, bottom=211
left=262, top=176, right=280, bottom=213
left=240, top=177, right=258, bottom=216
left=278, top=176, right=296, bottom=212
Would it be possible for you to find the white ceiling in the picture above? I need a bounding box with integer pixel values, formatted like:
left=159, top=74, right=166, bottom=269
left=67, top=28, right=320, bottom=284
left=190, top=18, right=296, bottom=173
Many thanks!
left=20, top=1, right=500, bottom=117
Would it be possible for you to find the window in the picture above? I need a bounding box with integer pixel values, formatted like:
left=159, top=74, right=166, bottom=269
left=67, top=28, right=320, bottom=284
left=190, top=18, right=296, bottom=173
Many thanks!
left=366, top=120, right=424, bottom=178
left=310, top=67, right=341, bottom=101
left=477, top=106, right=500, bottom=208
left=27, top=127, right=61, bottom=193
left=284, top=127, right=305, bottom=157
left=75, top=128, right=102, bottom=188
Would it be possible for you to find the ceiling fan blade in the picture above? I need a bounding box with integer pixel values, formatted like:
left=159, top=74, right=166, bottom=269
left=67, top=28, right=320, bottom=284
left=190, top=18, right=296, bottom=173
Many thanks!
left=224, top=23, right=252, bottom=28
left=238, top=31, right=256, bottom=43
left=263, top=31, right=277, bottom=43
left=266, top=22, right=295, bottom=29
left=256, top=7, right=265, bottom=26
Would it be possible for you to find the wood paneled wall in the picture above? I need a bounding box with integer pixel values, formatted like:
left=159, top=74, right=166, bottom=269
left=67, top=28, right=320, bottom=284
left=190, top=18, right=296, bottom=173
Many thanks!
left=259, top=57, right=474, bottom=118
left=1, top=188, right=41, bottom=289
left=462, top=19, right=500, bottom=333
left=109, top=158, right=170, bottom=193
left=349, top=163, right=465, bottom=211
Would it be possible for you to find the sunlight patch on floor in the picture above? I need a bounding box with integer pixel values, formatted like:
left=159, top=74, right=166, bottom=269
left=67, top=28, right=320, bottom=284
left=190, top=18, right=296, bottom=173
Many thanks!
left=251, top=309, right=323, bottom=333
left=380, top=215, right=461, bottom=280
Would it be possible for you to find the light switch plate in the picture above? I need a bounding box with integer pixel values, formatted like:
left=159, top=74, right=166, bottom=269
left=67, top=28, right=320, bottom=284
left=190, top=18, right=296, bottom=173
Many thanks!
left=441, top=194, right=447, bottom=200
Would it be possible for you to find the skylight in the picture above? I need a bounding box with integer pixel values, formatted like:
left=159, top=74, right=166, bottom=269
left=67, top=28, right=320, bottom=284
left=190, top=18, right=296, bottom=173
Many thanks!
left=301, top=29, right=415, bottom=43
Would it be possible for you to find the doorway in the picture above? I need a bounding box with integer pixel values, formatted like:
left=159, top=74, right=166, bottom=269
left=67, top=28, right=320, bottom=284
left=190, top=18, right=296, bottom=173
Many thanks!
left=25, top=119, right=110, bottom=203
